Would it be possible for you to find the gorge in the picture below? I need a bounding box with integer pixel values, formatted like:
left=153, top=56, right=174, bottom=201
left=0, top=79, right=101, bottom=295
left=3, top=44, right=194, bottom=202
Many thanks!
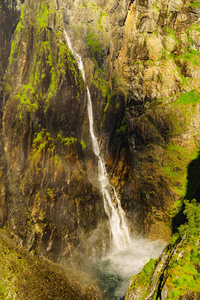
left=64, top=28, right=164, bottom=299
left=0, top=0, right=200, bottom=299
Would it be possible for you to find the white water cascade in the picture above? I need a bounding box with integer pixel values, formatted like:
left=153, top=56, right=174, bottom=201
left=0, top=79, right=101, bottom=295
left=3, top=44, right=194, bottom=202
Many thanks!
left=64, top=30, right=131, bottom=250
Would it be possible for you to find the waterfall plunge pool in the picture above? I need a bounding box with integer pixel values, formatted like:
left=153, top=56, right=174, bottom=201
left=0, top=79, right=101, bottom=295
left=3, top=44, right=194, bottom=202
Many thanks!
left=91, top=238, right=165, bottom=299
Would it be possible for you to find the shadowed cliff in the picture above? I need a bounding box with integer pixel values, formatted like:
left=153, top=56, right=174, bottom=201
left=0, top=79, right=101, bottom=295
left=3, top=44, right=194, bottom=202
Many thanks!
left=186, top=151, right=200, bottom=202
left=125, top=150, right=200, bottom=299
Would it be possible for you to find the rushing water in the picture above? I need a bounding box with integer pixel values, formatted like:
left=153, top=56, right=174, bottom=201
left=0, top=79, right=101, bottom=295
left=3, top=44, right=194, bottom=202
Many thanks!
left=64, top=30, right=130, bottom=250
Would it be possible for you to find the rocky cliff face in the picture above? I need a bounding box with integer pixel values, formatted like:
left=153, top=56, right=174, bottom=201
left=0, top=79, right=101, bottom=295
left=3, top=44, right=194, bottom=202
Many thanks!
left=58, top=0, right=200, bottom=241
left=2, top=0, right=109, bottom=265
left=1, top=0, right=200, bottom=272
left=122, top=0, right=200, bottom=240
left=0, top=0, right=22, bottom=230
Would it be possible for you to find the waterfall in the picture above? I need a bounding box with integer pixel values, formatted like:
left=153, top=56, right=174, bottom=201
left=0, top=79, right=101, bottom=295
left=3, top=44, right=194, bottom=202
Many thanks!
left=64, top=30, right=131, bottom=250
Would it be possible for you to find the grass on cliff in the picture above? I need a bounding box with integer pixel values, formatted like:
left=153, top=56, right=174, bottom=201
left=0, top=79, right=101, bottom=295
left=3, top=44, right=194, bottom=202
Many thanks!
left=166, top=200, right=200, bottom=299
left=176, top=90, right=200, bottom=105
left=190, top=1, right=200, bottom=8
left=125, top=258, right=157, bottom=299
left=0, top=229, right=102, bottom=300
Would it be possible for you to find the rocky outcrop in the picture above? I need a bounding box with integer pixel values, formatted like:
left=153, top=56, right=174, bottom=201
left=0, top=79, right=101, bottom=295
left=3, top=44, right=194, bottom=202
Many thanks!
left=0, top=0, right=22, bottom=231
left=125, top=200, right=200, bottom=300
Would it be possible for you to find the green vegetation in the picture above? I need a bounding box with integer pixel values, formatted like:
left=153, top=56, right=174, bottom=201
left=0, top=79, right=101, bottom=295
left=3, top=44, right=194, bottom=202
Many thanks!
left=126, top=201, right=200, bottom=300
left=17, top=83, right=38, bottom=119
left=93, top=68, right=111, bottom=98
left=126, top=259, right=157, bottom=299
left=32, top=129, right=55, bottom=162
left=91, top=2, right=100, bottom=12
left=91, top=64, right=122, bottom=128
left=86, top=24, right=123, bottom=128
left=15, top=3, right=25, bottom=33
left=166, top=200, right=200, bottom=299
left=165, top=102, right=194, bottom=137
left=179, top=200, right=200, bottom=240
left=82, top=1, right=87, bottom=8
left=80, top=139, right=87, bottom=150
left=9, top=40, right=17, bottom=64
left=46, top=187, right=55, bottom=201
left=9, top=3, right=25, bottom=64
left=92, top=66, right=114, bottom=126
left=148, top=95, right=200, bottom=203
left=98, top=12, right=108, bottom=31
left=134, top=259, right=157, bottom=289
left=161, top=21, right=200, bottom=90
left=116, top=117, right=126, bottom=134
left=34, top=1, right=54, bottom=33
left=57, top=133, right=77, bottom=145
left=161, top=143, right=198, bottom=198
left=176, top=90, right=200, bottom=105
left=51, top=154, right=62, bottom=167
left=116, top=102, right=120, bottom=109
left=165, top=26, right=176, bottom=38
left=87, top=30, right=102, bottom=57
left=9, top=0, right=82, bottom=120
left=190, top=1, right=200, bottom=8
left=177, top=47, right=200, bottom=66
left=152, top=1, right=160, bottom=13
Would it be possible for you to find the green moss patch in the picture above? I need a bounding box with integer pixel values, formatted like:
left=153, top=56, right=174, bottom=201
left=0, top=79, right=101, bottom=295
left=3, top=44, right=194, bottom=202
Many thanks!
left=126, top=259, right=157, bottom=299
left=32, top=129, right=55, bottom=162
left=57, top=133, right=77, bottom=145
left=80, top=139, right=87, bottom=150
left=34, top=1, right=54, bottom=33
left=166, top=200, right=200, bottom=299
left=190, top=1, right=200, bottom=8
left=8, top=0, right=82, bottom=120
left=176, top=89, right=200, bottom=105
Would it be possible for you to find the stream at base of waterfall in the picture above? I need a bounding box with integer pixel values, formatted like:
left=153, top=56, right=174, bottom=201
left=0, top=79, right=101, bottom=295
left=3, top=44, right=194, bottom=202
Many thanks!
left=64, top=30, right=165, bottom=299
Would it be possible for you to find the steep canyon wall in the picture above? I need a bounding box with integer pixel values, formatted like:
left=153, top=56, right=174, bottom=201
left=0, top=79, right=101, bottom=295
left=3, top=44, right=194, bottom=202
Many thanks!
left=0, top=0, right=200, bottom=267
